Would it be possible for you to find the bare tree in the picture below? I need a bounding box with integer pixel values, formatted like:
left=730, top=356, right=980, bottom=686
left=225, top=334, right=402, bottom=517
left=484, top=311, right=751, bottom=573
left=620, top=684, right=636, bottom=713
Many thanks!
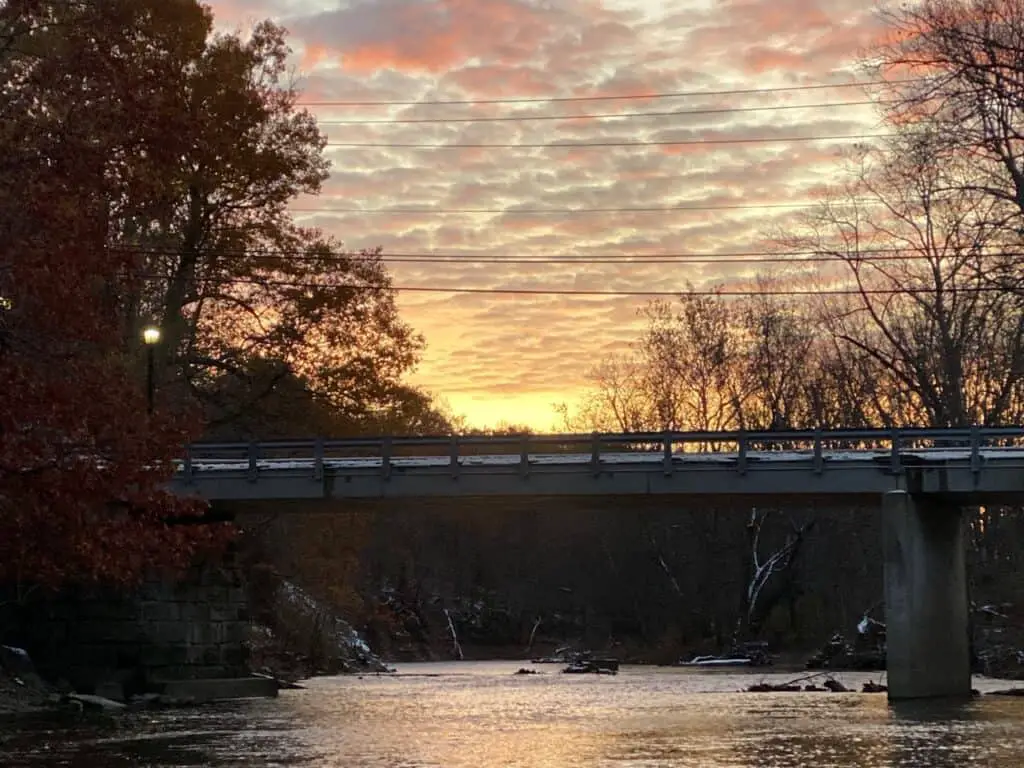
left=877, top=0, right=1024, bottom=220
left=875, top=0, right=1024, bottom=288
left=640, top=290, right=743, bottom=434
left=735, top=280, right=817, bottom=430
left=738, top=508, right=812, bottom=641
left=554, top=354, right=653, bottom=432
left=787, top=127, right=1024, bottom=426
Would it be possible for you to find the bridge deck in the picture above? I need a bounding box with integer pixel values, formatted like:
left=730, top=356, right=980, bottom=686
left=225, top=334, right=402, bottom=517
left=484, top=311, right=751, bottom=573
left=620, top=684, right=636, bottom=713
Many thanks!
left=170, top=428, right=1024, bottom=501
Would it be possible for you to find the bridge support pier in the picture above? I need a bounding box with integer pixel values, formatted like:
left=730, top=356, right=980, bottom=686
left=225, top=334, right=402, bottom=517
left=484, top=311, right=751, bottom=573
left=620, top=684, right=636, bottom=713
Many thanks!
left=882, top=490, right=971, bottom=701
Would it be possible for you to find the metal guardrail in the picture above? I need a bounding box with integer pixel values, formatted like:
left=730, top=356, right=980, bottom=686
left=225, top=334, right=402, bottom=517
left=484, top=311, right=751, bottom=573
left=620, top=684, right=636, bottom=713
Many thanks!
left=175, top=427, right=1024, bottom=482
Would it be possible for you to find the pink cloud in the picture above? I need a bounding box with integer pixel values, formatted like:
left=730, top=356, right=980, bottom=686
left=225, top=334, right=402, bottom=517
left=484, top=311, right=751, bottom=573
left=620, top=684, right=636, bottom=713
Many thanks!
left=742, top=47, right=810, bottom=75
left=290, top=0, right=566, bottom=75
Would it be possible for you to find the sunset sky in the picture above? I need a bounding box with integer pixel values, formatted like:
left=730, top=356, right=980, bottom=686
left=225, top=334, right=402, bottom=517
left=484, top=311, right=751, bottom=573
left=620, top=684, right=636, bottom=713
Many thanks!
left=210, top=0, right=889, bottom=430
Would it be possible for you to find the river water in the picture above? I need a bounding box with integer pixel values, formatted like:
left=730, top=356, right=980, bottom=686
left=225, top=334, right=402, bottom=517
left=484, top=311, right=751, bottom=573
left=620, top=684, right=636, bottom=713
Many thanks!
left=3, top=662, right=1024, bottom=767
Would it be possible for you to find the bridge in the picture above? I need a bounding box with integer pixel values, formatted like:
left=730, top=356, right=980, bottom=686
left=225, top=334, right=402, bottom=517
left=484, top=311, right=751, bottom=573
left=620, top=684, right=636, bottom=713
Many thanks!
left=172, top=427, right=1024, bottom=702
left=172, top=427, right=1024, bottom=501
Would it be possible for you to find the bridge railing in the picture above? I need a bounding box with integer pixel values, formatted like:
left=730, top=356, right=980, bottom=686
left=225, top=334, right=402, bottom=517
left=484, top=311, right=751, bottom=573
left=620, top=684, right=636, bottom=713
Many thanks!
left=176, top=427, right=1024, bottom=480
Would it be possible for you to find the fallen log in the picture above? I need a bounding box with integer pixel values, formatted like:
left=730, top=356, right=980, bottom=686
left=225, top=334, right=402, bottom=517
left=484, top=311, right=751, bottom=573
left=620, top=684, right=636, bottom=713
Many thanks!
left=748, top=671, right=849, bottom=694
left=748, top=683, right=801, bottom=692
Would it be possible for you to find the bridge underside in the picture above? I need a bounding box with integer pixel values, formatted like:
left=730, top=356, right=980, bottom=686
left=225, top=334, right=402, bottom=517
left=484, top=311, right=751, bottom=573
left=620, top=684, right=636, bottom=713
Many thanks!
left=173, top=460, right=1024, bottom=503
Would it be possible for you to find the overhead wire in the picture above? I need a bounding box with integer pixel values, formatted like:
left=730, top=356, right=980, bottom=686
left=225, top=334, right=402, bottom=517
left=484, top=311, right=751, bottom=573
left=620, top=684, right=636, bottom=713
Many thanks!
left=130, top=272, right=1010, bottom=298
left=115, top=244, right=1012, bottom=266
left=297, top=79, right=903, bottom=107
left=314, top=100, right=887, bottom=125
left=324, top=133, right=889, bottom=148
left=152, top=81, right=919, bottom=297
left=288, top=201, right=872, bottom=214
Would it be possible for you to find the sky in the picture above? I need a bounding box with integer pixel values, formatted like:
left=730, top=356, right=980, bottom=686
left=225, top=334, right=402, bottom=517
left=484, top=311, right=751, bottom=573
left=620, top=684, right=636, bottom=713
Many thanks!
left=209, top=0, right=890, bottom=430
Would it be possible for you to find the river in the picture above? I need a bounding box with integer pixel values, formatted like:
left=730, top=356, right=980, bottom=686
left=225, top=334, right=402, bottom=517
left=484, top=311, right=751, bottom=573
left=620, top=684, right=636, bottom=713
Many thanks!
left=3, top=662, right=1024, bottom=767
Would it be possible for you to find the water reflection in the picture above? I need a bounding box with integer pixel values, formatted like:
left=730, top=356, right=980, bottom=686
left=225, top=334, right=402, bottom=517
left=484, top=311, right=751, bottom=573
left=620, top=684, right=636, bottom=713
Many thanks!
left=3, top=664, right=1024, bottom=767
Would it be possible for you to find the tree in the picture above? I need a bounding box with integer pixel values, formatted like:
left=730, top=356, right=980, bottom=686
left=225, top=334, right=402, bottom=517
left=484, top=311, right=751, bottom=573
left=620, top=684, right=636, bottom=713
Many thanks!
left=787, top=128, right=1024, bottom=426
left=640, top=290, right=741, bottom=433
left=875, top=0, right=1024, bottom=290
left=735, top=283, right=816, bottom=430
left=200, top=356, right=453, bottom=439
left=105, top=17, right=423, bottom=432
left=0, top=0, right=230, bottom=588
left=555, top=355, right=653, bottom=432
left=558, top=285, right=840, bottom=434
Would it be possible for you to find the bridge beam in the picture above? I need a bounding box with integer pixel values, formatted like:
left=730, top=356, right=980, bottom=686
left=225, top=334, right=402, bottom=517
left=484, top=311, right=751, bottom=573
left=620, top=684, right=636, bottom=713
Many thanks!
left=882, top=490, right=971, bottom=701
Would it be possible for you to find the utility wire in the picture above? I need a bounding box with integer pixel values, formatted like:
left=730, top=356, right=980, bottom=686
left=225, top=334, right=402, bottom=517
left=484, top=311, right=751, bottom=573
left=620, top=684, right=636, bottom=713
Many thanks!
left=133, top=273, right=1006, bottom=298
left=315, top=100, right=886, bottom=125
left=298, top=79, right=902, bottom=107
left=325, top=133, right=888, bottom=149
left=288, top=201, right=867, bottom=214
left=116, top=245, right=1011, bottom=265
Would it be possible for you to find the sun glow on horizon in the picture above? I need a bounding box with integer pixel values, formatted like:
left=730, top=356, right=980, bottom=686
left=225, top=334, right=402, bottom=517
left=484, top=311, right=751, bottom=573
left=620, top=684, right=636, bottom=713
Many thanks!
left=438, top=391, right=571, bottom=432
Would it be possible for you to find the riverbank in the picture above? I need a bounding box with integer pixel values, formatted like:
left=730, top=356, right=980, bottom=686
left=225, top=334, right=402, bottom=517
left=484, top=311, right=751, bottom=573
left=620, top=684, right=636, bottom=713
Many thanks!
left=0, top=651, right=57, bottom=716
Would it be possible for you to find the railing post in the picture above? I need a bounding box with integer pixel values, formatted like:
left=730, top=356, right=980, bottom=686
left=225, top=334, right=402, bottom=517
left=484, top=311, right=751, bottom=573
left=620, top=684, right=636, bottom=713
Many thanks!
left=591, top=432, right=601, bottom=476
left=890, top=429, right=903, bottom=475
left=247, top=441, right=259, bottom=483
left=379, top=437, right=392, bottom=480
left=970, top=425, right=982, bottom=478
left=312, top=438, right=324, bottom=480
left=812, top=429, right=823, bottom=475
left=737, top=430, right=747, bottom=475
left=519, top=435, right=530, bottom=478
left=449, top=436, right=460, bottom=479
left=663, top=430, right=674, bottom=476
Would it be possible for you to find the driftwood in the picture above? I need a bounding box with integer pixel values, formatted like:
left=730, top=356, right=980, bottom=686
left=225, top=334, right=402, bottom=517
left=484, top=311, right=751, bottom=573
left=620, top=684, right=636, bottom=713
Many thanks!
left=748, top=671, right=848, bottom=693
left=748, top=683, right=801, bottom=692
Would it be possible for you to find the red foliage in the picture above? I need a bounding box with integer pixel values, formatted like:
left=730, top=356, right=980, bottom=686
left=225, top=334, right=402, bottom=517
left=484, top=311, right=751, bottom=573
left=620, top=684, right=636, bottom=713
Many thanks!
left=0, top=0, right=233, bottom=588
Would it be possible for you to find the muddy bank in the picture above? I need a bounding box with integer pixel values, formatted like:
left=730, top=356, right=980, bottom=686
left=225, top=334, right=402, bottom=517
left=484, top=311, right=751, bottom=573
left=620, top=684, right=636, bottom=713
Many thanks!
left=0, top=646, right=59, bottom=716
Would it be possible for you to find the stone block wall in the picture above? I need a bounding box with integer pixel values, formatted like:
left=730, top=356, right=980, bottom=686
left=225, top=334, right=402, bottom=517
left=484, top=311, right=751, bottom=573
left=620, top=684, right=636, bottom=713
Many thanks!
left=0, top=556, right=250, bottom=695
left=134, top=560, right=249, bottom=682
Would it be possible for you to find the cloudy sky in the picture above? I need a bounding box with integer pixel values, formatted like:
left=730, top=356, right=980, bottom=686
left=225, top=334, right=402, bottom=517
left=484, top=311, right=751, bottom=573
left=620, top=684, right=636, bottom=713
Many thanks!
left=210, top=0, right=889, bottom=429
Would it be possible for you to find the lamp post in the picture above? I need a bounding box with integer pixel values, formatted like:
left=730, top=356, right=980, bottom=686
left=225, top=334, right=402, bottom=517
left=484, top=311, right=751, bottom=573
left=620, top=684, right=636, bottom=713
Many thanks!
left=142, top=326, right=161, bottom=415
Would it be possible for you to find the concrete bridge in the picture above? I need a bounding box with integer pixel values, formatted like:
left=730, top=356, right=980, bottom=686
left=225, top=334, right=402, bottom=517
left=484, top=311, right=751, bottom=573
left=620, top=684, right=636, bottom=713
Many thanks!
left=172, top=427, right=1024, bottom=702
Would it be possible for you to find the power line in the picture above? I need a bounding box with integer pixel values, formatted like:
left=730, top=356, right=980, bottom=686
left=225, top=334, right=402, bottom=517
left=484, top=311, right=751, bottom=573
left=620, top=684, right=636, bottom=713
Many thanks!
left=325, top=133, right=887, bottom=149
left=298, top=79, right=901, bottom=107
left=118, top=245, right=1010, bottom=265
left=135, top=273, right=1004, bottom=298
left=289, top=201, right=861, bottom=215
left=315, top=100, right=885, bottom=125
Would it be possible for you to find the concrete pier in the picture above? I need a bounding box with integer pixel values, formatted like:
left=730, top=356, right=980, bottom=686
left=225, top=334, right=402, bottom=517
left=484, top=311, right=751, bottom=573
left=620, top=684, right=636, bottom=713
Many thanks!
left=883, top=490, right=971, bottom=700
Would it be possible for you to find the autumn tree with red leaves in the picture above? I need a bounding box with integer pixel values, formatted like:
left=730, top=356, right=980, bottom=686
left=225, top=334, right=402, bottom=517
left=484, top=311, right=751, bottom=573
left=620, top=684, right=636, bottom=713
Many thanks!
left=0, top=0, right=233, bottom=589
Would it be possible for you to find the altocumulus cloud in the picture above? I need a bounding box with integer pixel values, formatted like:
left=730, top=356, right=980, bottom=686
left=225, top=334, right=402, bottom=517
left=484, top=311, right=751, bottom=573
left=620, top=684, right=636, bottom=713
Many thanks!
left=207, top=0, right=889, bottom=428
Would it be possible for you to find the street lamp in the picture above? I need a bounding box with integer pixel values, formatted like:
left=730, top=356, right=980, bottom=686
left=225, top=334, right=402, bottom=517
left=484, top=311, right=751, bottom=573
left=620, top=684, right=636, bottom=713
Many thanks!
left=142, top=326, right=161, bottom=415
